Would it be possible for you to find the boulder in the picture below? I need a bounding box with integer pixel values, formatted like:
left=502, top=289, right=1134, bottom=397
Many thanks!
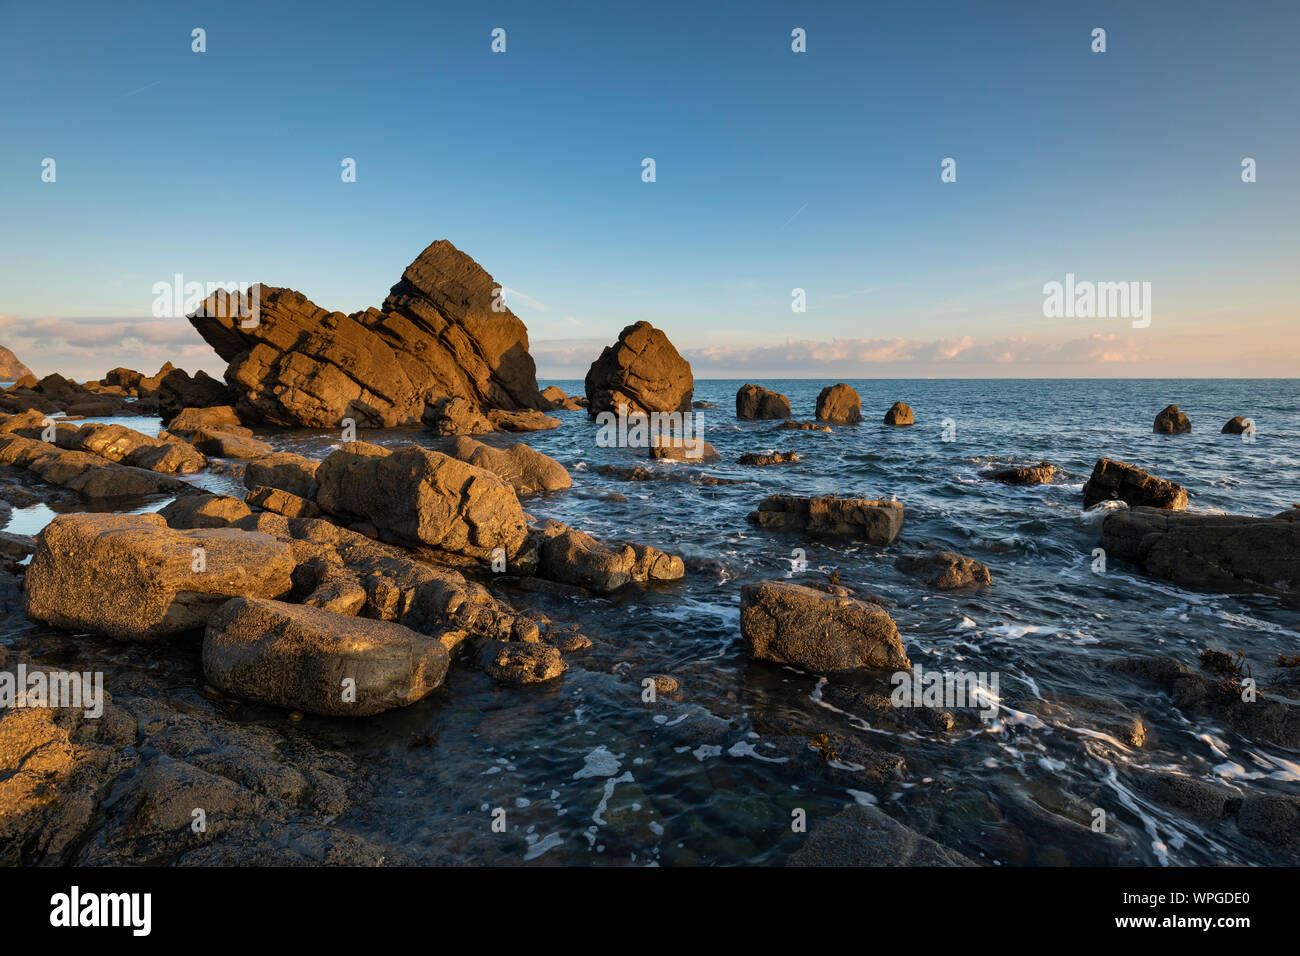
left=314, top=442, right=527, bottom=560
left=23, top=513, right=295, bottom=641
left=474, top=639, right=566, bottom=686
left=738, top=451, right=799, bottom=466
left=533, top=522, right=684, bottom=593
left=444, top=435, right=570, bottom=495
left=160, top=493, right=253, bottom=529
left=244, top=452, right=320, bottom=499
left=1154, top=404, right=1191, bottom=434
left=246, top=485, right=322, bottom=519
left=423, top=396, right=493, bottom=435
left=647, top=433, right=720, bottom=462
left=883, top=401, right=914, bottom=426
left=1082, top=458, right=1187, bottom=510
left=0, top=345, right=32, bottom=380
left=102, top=367, right=144, bottom=390
left=895, top=551, right=992, bottom=589
left=748, top=495, right=904, bottom=545
left=67, top=422, right=207, bottom=474
left=984, top=462, right=1056, bottom=485
left=167, top=406, right=245, bottom=437
left=1101, top=507, right=1299, bottom=603
left=157, top=369, right=230, bottom=419
left=191, top=427, right=274, bottom=460
left=1222, top=416, right=1253, bottom=435
left=736, top=384, right=791, bottom=420
left=0, top=434, right=193, bottom=499
left=815, top=383, right=861, bottom=424
left=202, top=597, right=450, bottom=716
left=187, top=240, right=547, bottom=427
left=740, top=581, right=910, bottom=672
left=788, top=805, right=972, bottom=866
left=540, top=385, right=582, bottom=411
left=487, top=409, right=561, bottom=432
left=585, top=321, right=693, bottom=416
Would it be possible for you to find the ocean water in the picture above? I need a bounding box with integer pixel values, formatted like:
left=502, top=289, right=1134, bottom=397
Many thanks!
left=4, top=378, right=1298, bottom=866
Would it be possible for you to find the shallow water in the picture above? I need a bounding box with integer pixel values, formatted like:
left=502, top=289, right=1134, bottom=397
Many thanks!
left=5, top=379, right=1299, bottom=865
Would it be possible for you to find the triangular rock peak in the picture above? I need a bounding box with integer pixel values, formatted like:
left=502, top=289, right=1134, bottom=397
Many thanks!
left=188, top=240, right=547, bottom=427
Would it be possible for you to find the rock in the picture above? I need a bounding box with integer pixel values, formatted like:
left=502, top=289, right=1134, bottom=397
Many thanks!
left=736, top=384, right=791, bottom=420
left=533, top=522, right=684, bottom=593
left=0, top=531, right=35, bottom=572
left=422, top=396, right=492, bottom=435
left=0, top=434, right=193, bottom=499
left=1132, top=772, right=1239, bottom=820
left=984, top=462, right=1056, bottom=485
left=23, top=513, right=295, bottom=641
left=444, top=435, right=570, bottom=495
left=244, top=452, right=320, bottom=499
left=1101, top=507, right=1300, bottom=603
left=1237, top=794, right=1300, bottom=851
left=203, top=597, right=450, bottom=716
left=748, top=495, right=904, bottom=545
left=187, top=240, right=547, bottom=427
left=647, top=433, right=720, bottom=462
left=102, top=367, right=144, bottom=390
left=540, top=385, right=582, bottom=411
left=585, top=321, right=693, bottom=416
left=157, top=368, right=230, bottom=420
left=895, top=551, right=991, bottom=589
left=486, top=409, right=561, bottom=432
left=160, top=493, right=253, bottom=529
left=474, top=640, right=566, bottom=686
left=191, top=427, right=274, bottom=460
left=167, top=406, right=245, bottom=437
left=647, top=674, right=679, bottom=697
left=788, top=804, right=973, bottom=866
left=1082, top=458, right=1187, bottom=510
left=1153, top=404, right=1191, bottom=434
left=815, top=383, right=861, bottom=424
left=883, top=401, right=914, bottom=426
left=68, top=422, right=207, bottom=474
left=314, top=442, right=527, bottom=561
left=738, top=451, right=799, bottom=466
left=1221, top=416, right=1253, bottom=435
left=741, top=581, right=909, bottom=672
left=247, top=485, right=322, bottom=519
left=1277, top=505, right=1300, bottom=523
left=0, top=345, right=33, bottom=380
left=774, top=420, right=831, bottom=433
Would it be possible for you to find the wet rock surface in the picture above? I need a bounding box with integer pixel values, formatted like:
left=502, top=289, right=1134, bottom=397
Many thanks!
left=1083, top=458, right=1188, bottom=510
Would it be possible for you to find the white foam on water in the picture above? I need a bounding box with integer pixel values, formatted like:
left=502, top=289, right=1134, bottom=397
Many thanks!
left=846, top=789, right=878, bottom=806
left=573, top=745, right=622, bottom=779
left=591, top=771, right=634, bottom=825
left=728, top=740, right=789, bottom=763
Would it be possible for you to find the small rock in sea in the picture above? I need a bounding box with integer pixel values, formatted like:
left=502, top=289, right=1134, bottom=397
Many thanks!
left=475, top=639, right=567, bottom=686
left=895, top=551, right=992, bottom=589
left=748, top=494, right=904, bottom=546
left=774, top=420, right=831, bottom=433
left=883, top=401, right=914, bottom=426
left=647, top=674, right=679, bottom=697
left=1082, top=458, right=1188, bottom=510
left=983, top=461, right=1056, bottom=485
left=737, top=450, right=799, bottom=466
left=1221, top=416, right=1253, bottom=434
left=735, top=384, right=792, bottom=420
left=1154, top=404, right=1191, bottom=433
left=815, top=383, right=861, bottom=425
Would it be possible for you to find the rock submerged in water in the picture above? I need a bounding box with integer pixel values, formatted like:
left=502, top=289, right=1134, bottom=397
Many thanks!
left=585, top=321, right=693, bottom=416
left=187, top=240, right=547, bottom=427
left=1154, top=404, right=1191, bottom=434
left=1222, top=416, right=1253, bottom=434
left=738, top=450, right=799, bottom=466
left=748, top=494, right=904, bottom=545
left=774, top=420, right=831, bottom=433
left=1082, top=458, right=1188, bottom=510
left=788, top=804, right=973, bottom=866
left=740, top=581, right=910, bottom=673
left=1101, top=506, right=1300, bottom=604
left=984, top=461, right=1056, bottom=485
left=23, top=513, right=295, bottom=641
left=895, top=551, right=992, bottom=589
left=735, top=384, right=791, bottom=420
left=815, top=383, right=861, bottom=425
left=883, top=401, right=914, bottom=426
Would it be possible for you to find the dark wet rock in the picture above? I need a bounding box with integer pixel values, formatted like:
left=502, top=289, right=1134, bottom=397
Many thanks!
left=595, top=464, right=744, bottom=486
left=1024, top=693, right=1150, bottom=748
left=486, top=408, right=561, bottom=432
left=23, top=513, right=295, bottom=641
left=735, top=384, right=791, bottom=420
left=984, top=461, right=1056, bottom=485
left=738, top=450, right=799, bottom=466
left=444, top=435, right=570, bottom=495
left=1154, top=404, right=1191, bottom=434
left=789, top=804, right=973, bottom=866
left=474, top=639, right=566, bottom=686
left=1132, top=772, right=1240, bottom=820
left=0, top=433, right=193, bottom=499
left=203, top=597, right=450, bottom=716
left=647, top=674, right=679, bottom=697
left=585, top=321, right=693, bottom=416
left=315, top=441, right=527, bottom=561
left=244, top=451, right=320, bottom=499
left=1276, top=505, right=1300, bottom=523
left=774, top=420, right=831, bottom=433
left=1102, top=506, right=1299, bottom=603
left=815, top=383, right=861, bottom=425
left=1237, top=794, right=1300, bottom=851
left=1221, top=416, right=1253, bottom=435
left=647, top=434, right=720, bottom=462
left=883, top=401, right=914, bottom=426
left=188, top=240, right=547, bottom=427
left=0, top=530, right=35, bottom=573
left=741, top=581, right=910, bottom=673
left=160, top=493, right=254, bottom=529
left=1082, top=458, right=1188, bottom=510
left=531, top=520, right=684, bottom=593
left=748, top=494, right=904, bottom=545
left=247, top=485, right=322, bottom=519
left=157, top=368, right=230, bottom=420
left=895, top=551, right=991, bottom=589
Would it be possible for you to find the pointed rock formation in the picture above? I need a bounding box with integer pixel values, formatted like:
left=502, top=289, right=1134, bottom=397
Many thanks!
left=585, top=321, right=693, bottom=416
left=0, top=345, right=32, bottom=381
left=187, top=240, right=547, bottom=427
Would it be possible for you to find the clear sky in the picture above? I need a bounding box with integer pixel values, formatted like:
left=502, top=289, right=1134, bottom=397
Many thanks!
left=1, top=0, right=1296, bottom=380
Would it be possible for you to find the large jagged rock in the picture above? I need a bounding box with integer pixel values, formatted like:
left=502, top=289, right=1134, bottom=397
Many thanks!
left=244, top=452, right=320, bottom=499
left=203, top=597, right=450, bottom=716
left=1083, top=458, right=1187, bottom=510
left=1101, top=507, right=1299, bottom=603
left=187, top=240, right=547, bottom=428
left=740, top=581, right=910, bottom=672
left=883, top=401, right=914, bottom=426
left=23, top=513, right=295, bottom=641
left=736, top=384, right=791, bottom=420
left=157, top=368, right=230, bottom=419
left=444, top=435, right=570, bottom=495
left=584, top=321, right=693, bottom=416
left=314, top=441, right=528, bottom=561
left=748, top=495, right=904, bottom=545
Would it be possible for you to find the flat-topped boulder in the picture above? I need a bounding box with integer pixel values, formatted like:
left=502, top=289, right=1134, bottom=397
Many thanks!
left=1083, top=458, right=1187, bottom=510
left=187, top=240, right=548, bottom=428
left=983, top=461, right=1056, bottom=485
left=244, top=452, right=320, bottom=499
left=160, top=493, right=253, bottom=529
left=1154, top=404, right=1191, bottom=434
left=741, top=581, right=910, bottom=672
left=585, top=321, right=693, bottom=416
left=895, top=551, right=992, bottom=589
left=748, top=494, right=904, bottom=545
left=883, top=401, right=914, bottom=426
left=1101, top=507, right=1299, bottom=604
left=23, top=513, right=295, bottom=641
left=736, top=384, right=791, bottom=420
left=444, top=435, right=570, bottom=495
left=166, top=406, right=245, bottom=437
left=202, top=597, right=450, bottom=716
left=190, top=427, right=274, bottom=460
left=314, top=441, right=527, bottom=561
left=815, top=383, right=861, bottom=424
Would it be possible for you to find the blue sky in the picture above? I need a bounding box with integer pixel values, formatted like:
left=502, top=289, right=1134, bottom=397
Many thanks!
left=1, top=0, right=1296, bottom=379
